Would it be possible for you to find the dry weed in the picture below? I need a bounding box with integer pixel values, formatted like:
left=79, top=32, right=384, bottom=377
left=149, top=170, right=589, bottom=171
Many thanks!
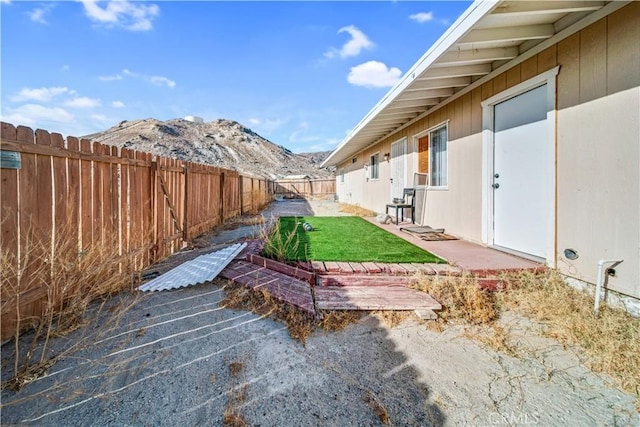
left=496, top=270, right=640, bottom=403
left=223, top=359, right=249, bottom=427
left=229, top=361, right=244, bottom=377
left=467, top=325, right=517, bottom=357
left=338, top=203, right=377, bottom=217
left=219, top=282, right=361, bottom=343
left=1, top=216, right=140, bottom=391
left=364, top=392, right=390, bottom=425
left=317, top=310, right=362, bottom=331
left=372, top=310, right=411, bottom=328
left=219, top=281, right=314, bottom=343
left=223, top=411, right=249, bottom=427
left=413, top=273, right=498, bottom=326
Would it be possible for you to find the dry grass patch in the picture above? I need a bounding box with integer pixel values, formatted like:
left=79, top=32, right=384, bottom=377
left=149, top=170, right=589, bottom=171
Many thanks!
left=338, top=203, right=377, bottom=217
left=413, top=273, right=499, bottom=326
left=1, top=219, right=140, bottom=391
left=219, top=280, right=314, bottom=343
left=219, top=281, right=362, bottom=343
left=317, top=310, right=362, bottom=332
left=496, top=270, right=640, bottom=404
left=372, top=310, right=412, bottom=328
left=223, top=359, right=249, bottom=427
left=413, top=270, right=640, bottom=406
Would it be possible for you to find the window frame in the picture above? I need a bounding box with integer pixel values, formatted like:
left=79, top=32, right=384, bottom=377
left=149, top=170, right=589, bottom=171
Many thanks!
left=369, top=152, right=380, bottom=181
left=413, top=121, right=449, bottom=189
left=428, top=124, right=448, bottom=189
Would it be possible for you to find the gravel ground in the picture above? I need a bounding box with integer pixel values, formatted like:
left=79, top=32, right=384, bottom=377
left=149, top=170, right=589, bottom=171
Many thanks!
left=1, top=199, right=638, bottom=426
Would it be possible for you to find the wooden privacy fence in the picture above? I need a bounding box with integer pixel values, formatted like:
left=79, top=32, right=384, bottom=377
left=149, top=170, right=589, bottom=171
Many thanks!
left=0, top=122, right=274, bottom=341
left=275, top=178, right=335, bottom=199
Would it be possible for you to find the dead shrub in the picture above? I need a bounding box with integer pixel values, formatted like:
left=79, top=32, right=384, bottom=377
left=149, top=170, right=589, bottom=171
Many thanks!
left=413, top=273, right=498, bottom=326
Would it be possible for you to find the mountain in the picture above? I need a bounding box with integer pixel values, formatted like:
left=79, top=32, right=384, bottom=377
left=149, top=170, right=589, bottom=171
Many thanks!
left=84, top=118, right=334, bottom=180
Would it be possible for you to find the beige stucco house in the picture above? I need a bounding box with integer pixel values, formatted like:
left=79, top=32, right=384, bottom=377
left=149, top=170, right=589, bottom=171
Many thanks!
left=321, top=1, right=640, bottom=309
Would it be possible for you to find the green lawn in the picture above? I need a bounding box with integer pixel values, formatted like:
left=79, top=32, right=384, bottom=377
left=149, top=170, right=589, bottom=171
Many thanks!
left=262, top=216, right=445, bottom=263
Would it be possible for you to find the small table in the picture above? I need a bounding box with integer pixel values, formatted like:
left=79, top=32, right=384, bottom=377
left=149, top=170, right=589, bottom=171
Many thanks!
left=385, top=202, right=413, bottom=225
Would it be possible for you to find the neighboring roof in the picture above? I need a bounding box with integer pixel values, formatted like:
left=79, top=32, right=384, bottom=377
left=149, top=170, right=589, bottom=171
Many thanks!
left=322, top=0, right=624, bottom=168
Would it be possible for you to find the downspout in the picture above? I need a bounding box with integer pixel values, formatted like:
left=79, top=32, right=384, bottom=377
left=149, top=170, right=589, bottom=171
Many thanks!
left=594, top=259, right=623, bottom=317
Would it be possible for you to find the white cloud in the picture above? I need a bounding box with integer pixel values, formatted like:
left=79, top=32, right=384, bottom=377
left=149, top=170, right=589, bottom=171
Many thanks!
left=28, top=5, right=53, bottom=24
left=150, top=76, right=175, bottom=88
left=111, top=100, right=125, bottom=108
left=81, top=0, right=159, bottom=32
left=61, top=65, right=70, bottom=72
left=99, top=74, right=122, bottom=81
left=65, top=96, right=101, bottom=108
left=347, top=61, right=402, bottom=88
left=248, top=118, right=261, bottom=126
left=2, top=104, right=74, bottom=127
left=1, top=0, right=12, bottom=4
left=409, top=12, right=433, bottom=23
left=409, top=11, right=449, bottom=25
left=10, top=86, right=69, bottom=102
left=107, top=68, right=174, bottom=88
left=325, top=25, right=374, bottom=59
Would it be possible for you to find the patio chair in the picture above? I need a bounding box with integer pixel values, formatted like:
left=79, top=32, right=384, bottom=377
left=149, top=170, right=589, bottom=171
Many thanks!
left=385, top=188, right=415, bottom=225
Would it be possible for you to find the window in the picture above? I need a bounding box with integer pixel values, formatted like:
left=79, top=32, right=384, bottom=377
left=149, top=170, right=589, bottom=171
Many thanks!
left=429, top=125, right=448, bottom=187
left=339, top=168, right=345, bottom=183
left=369, top=153, right=380, bottom=180
left=351, top=157, right=357, bottom=164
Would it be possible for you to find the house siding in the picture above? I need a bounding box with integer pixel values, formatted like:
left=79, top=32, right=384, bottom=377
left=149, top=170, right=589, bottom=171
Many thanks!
left=555, top=3, right=640, bottom=299
left=337, top=3, right=640, bottom=298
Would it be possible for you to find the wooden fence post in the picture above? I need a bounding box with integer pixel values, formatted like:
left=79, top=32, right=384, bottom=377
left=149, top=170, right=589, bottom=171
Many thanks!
left=219, top=172, right=225, bottom=224
left=239, top=175, right=244, bottom=215
left=183, top=163, right=189, bottom=242
left=150, top=159, right=158, bottom=262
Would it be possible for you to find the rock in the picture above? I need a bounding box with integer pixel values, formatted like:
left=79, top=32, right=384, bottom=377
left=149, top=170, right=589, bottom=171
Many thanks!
left=376, top=214, right=392, bottom=224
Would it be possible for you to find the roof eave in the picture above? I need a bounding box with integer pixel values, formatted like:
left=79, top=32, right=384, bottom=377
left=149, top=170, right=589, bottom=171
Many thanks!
left=320, top=0, right=500, bottom=168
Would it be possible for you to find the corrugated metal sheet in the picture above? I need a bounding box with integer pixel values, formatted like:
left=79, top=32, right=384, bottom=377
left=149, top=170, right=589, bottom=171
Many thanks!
left=138, top=242, right=247, bottom=292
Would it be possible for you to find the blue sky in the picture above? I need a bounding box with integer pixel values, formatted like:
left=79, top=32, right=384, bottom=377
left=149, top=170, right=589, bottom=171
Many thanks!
left=1, top=1, right=471, bottom=153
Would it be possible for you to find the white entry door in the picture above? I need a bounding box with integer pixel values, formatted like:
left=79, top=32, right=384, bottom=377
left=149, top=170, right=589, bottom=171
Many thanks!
left=493, top=84, right=548, bottom=259
left=390, top=139, right=406, bottom=200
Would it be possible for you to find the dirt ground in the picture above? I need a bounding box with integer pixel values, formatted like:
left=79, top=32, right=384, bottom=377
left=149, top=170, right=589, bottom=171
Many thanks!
left=1, top=199, right=638, bottom=426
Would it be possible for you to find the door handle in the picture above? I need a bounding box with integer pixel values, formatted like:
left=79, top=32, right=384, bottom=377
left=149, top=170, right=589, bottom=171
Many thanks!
left=492, top=183, right=500, bottom=189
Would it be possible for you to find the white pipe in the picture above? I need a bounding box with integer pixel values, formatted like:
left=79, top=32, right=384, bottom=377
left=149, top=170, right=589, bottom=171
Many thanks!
left=594, top=259, right=623, bottom=317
